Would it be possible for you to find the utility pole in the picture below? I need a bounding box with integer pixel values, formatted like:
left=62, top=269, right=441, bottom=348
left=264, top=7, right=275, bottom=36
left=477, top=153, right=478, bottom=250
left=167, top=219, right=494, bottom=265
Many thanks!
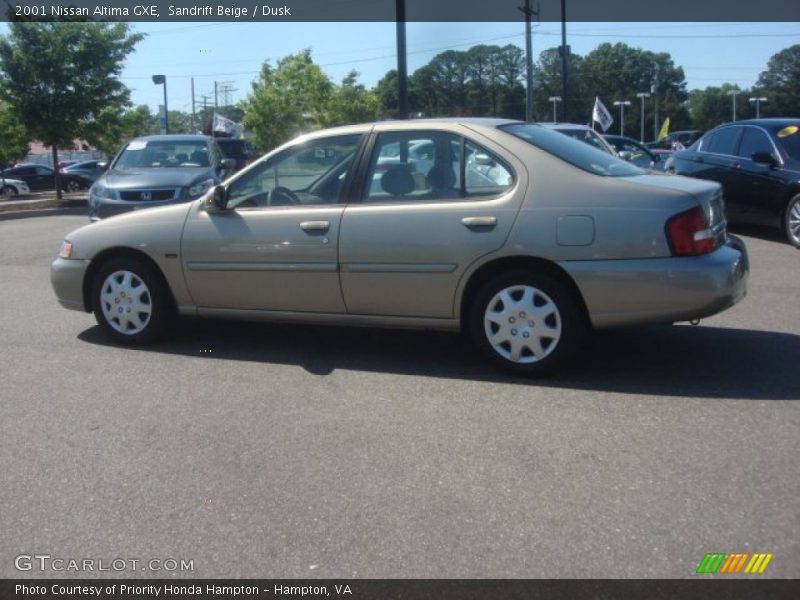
left=728, top=89, right=740, bottom=121
left=519, top=0, right=538, bottom=122
left=636, top=92, right=649, bottom=143
left=396, top=0, right=408, bottom=119
left=191, top=77, right=196, bottom=132
left=214, top=81, right=218, bottom=109
left=652, top=62, right=660, bottom=141
left=749, top=96, right=767, bottom=119
left=560, top=0, right=568, bottom=122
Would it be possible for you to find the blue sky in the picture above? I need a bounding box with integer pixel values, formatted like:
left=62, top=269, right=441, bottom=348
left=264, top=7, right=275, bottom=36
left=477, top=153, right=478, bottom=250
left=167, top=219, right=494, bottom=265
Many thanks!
left=3, top=21, right=799, bottom=115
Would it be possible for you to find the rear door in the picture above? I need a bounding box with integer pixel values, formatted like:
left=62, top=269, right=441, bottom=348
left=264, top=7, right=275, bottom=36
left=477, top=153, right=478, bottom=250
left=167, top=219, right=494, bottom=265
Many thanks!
left=339, top=127, right=524, bottom=318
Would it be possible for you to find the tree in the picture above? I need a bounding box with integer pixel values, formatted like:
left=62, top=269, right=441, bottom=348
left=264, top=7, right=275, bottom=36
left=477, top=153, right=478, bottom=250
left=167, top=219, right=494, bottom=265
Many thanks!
left=242, top=49, right=332, bottom=152
left=0, top=21, right=142, bottom=198
left=0, top=100, right=29, bottom=169
left=687, top=83, right=747, bottom=132
left=319, top=71, right=379, bottom=127
left=755, top=44, right=800, bottom=117
left=533, top=47, right=587, bottom=123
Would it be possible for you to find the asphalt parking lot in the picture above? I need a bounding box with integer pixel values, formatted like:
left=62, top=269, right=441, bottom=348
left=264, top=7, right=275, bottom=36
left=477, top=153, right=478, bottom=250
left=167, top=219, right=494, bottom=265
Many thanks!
left=1, top=214, right=798, bottom=579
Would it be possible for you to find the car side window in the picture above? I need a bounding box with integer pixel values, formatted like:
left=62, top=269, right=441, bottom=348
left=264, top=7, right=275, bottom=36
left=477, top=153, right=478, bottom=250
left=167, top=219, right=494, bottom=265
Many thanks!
left=705, top=127, right=740, bottom=156
left=737, top=128, right=773, bottom=160
left=35, top=166, right=51, bottom=176
left=364, top=131, right=513, bottom=203
left=226, top=134, right=361, bottom=209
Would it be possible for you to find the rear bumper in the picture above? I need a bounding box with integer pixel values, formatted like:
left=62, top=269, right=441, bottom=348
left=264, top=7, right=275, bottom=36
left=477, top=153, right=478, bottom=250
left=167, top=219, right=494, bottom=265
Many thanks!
left=50, top=258, right=90, bottom=312
left=563, top=235, right=749, bottom=329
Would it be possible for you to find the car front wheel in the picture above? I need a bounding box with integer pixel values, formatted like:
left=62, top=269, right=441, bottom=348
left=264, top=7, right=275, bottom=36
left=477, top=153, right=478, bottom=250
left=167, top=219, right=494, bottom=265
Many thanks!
left=64, top=179, right=81, bottom=193
left=470, top=271, right=587, bottom=376
left=785, top=194, right=800, bottom=248
left=2, top=185, right=18, bottom=196
left=91, top=257, right=170, bottom=344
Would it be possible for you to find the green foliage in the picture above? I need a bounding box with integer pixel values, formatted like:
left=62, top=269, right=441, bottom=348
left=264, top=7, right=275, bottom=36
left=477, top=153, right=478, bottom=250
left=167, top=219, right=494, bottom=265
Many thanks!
left=242, top=50, right=379, bottom=152
left=755, top=44, right=800, bottom=117
left=0, top=100, right=29, bottom=167
left=0, top=22, right=142, bottom=194
left=688, top=84, right=746, bottom=132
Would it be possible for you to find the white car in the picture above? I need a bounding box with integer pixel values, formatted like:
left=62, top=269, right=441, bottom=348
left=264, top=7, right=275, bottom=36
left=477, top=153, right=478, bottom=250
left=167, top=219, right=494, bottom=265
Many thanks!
left=0, top=177, right=31, bottom=196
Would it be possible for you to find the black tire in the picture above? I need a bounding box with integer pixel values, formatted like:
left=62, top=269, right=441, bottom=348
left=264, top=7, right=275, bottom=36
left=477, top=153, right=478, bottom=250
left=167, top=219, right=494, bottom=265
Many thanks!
left=469, top=270, right=588, bottom=376
left=2, top=185, right=18, bottom=197
left=91, top=257, right=171, bottom=345
left=784, top=193, right=800, bottom=248
left=64, top=178, right=81, bottom=193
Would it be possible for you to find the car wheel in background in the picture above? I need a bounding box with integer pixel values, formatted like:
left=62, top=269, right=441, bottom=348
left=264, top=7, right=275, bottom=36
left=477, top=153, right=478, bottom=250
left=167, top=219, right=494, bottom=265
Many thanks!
left=785, top=194, right=800, bottom=248
left=91, top=257, right=171, bottom=344
left=64, top=179, right=81, bottom=193
left=469, top=270, right=587, bottom=376
left=2, top=185, right=18, bottom=196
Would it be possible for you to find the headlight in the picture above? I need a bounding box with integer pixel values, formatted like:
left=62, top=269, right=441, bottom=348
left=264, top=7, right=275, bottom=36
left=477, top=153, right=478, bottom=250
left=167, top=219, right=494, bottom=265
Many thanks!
left=58, top=240, right=73, bottom=259
left=188, top=178, right=215, bottom=198
left=89, top=184, right=114, bottom=203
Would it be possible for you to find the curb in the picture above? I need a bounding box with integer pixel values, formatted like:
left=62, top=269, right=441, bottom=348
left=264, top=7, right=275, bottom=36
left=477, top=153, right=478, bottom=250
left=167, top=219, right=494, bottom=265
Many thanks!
left=0, top=206, right=87, bottom=221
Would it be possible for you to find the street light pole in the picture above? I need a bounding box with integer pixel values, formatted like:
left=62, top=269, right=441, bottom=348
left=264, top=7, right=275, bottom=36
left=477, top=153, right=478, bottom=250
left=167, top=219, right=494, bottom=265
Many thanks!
left=519, top=0, right=538, bottom=122
left=152, top=74, right=168, bottom=134
left=727, top=89, right=740, bottom=122
left=748, top=96, right=767, bottom=119
left=548, top=96, right=562, bottom=123
left=636, top=92, right=649, bottom=142
left=613, top=100, right=631, bottom=137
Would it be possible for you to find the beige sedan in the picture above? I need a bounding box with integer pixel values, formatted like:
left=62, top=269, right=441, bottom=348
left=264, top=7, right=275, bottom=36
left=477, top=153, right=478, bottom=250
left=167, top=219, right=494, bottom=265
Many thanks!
left=51, top=119, right=748, bottom=375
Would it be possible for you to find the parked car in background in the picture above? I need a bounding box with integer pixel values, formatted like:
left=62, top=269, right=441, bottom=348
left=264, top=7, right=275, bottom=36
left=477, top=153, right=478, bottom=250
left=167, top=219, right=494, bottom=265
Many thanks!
left=0, top=177, right=30, bottom=196
left=87, top=134, right=236, bottom=221
left=52, top=119, right=748, bottom=376
left=539, top=122, right=617, bottom=155
left=603, top=134, right=663, bottom=170
left=646, top=130, right=704, bottom=151
left=61, top=160, right=108, bottom=183
left=670, top=118, right=800, bottom=247
left=215, top=138, right=253, bottom=172
left=0, top=164, right=92, bottom=192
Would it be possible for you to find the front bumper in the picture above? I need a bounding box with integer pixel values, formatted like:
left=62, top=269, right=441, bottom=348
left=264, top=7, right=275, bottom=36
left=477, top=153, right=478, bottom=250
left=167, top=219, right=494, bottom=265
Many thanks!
left=563, top=235, right=749, bottom=329
left=50, top=257, right=91, bottom=312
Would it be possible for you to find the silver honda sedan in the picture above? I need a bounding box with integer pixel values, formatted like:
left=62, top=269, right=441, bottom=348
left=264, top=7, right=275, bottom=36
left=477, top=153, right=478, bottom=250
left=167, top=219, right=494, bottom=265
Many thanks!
left=51, top=119, right=748, bottom=375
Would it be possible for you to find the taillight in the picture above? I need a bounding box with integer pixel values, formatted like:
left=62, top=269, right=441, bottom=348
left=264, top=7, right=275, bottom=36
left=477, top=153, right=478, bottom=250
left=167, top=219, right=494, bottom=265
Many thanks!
left=665, top=206, right=717, bottom=256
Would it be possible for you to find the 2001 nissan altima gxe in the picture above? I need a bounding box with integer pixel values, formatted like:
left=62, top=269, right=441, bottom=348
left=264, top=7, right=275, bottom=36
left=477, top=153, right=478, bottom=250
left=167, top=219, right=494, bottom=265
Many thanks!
left=51, top=119, right=749, bottom=375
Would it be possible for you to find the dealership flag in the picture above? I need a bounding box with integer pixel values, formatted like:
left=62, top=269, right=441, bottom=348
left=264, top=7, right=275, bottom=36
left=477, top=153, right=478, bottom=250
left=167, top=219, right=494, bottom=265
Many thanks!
left=592, top=96, right=614, bottom=132
left=657, top=117, right=671, bottom=141
left=213, top=112, right=240, bottom=136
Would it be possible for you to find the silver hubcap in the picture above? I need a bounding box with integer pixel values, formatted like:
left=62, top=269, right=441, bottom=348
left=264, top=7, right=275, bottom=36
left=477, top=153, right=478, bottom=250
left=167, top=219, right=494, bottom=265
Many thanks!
left=788, top=199, right=800, bottom=245
left=100, top=270, right=152, bottom=335
left=484, top=285, right=562, bottom=363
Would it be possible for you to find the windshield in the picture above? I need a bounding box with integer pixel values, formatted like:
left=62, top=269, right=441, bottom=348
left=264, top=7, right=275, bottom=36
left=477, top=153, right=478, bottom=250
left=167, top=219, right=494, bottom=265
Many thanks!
left=501, top=123, right=644, bottom=177
left=114, top=140, right=211, bottom=170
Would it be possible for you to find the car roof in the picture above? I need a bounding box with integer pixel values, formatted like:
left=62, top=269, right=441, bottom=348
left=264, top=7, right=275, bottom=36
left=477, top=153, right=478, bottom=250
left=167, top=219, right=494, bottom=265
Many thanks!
left=131, top=134, right=212, bottom=143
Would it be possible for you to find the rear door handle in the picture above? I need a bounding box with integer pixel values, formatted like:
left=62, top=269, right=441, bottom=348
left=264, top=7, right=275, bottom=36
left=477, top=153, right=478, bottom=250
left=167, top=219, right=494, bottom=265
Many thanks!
left=300, top=220, right=330, bottom=232
left=462, top=216, right=497, bottom=230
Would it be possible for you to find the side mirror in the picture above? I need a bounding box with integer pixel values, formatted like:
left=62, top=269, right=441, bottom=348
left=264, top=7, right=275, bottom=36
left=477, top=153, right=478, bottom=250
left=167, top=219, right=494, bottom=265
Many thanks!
left=618, top=150, right=632, bottom=161
left=751, top=151, right=777, bottom=167
left=211, top=185, right=228, bottom=210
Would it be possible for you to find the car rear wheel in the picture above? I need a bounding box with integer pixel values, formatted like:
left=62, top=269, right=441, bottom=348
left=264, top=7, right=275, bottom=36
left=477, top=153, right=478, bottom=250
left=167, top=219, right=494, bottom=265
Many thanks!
left=469, top=271, right=587, bottom=376
left=785, top=194, right=800, bottom=248
left=64, top=179, right=81, bottom=193
left=91, top=257, right=170, bottom=344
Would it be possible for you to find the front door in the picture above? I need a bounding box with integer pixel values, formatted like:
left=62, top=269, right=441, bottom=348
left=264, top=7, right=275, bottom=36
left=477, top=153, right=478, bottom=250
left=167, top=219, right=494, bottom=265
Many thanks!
left=181, top=134, right=364, bottom=313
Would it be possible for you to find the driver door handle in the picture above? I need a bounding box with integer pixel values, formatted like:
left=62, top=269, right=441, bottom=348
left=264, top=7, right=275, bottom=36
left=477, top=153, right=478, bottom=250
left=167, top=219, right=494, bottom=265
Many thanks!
left=300, top=220, right=330, bottom=232
left=462, top=216, right=497, bottom=230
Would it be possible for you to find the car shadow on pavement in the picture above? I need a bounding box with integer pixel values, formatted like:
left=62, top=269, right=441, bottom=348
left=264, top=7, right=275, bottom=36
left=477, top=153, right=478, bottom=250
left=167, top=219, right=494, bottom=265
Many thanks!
left=78, top=319, right=800, bottom=401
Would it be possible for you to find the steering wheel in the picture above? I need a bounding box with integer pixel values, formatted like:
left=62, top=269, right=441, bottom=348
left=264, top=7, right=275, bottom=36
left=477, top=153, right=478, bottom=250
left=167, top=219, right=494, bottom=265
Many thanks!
left=269, top=186, right=300, bottom=206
